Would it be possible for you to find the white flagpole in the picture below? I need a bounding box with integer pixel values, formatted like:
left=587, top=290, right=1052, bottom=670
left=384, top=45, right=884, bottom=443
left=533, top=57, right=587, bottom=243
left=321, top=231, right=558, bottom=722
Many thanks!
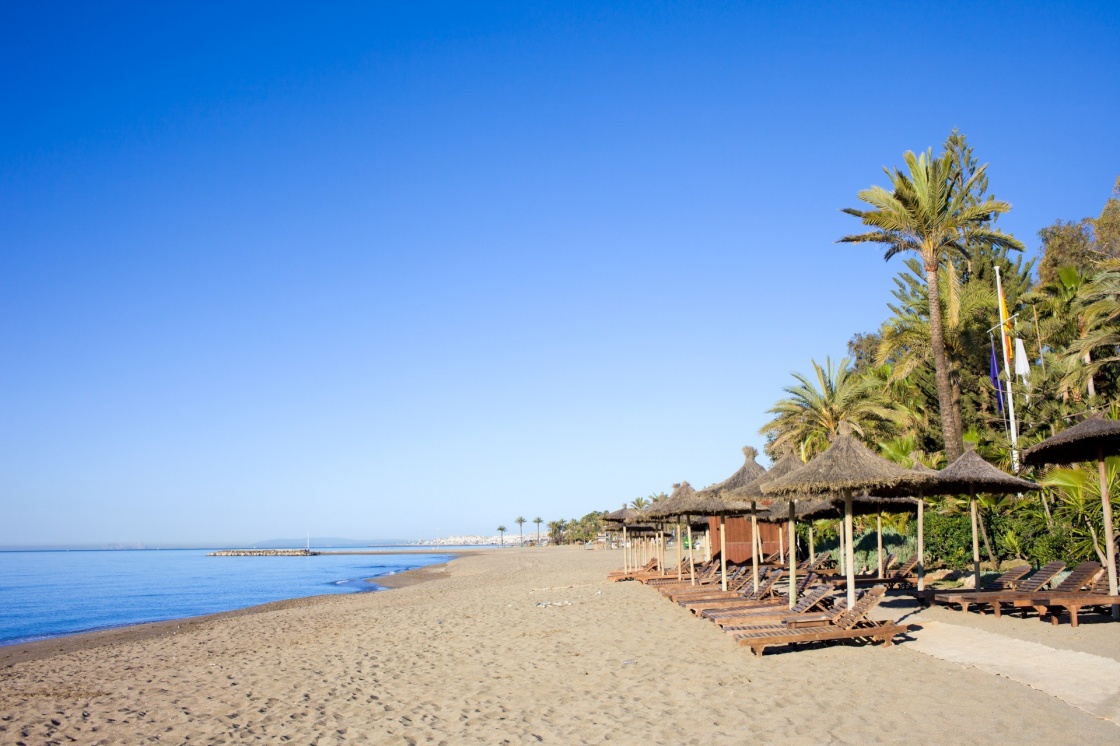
left=995, top=266, right=1019, bottom=471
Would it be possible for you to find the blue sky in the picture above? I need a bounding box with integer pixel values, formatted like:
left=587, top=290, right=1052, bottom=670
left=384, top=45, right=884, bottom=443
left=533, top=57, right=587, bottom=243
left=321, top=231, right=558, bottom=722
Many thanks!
left=2, top=2, right=1117, bottom=546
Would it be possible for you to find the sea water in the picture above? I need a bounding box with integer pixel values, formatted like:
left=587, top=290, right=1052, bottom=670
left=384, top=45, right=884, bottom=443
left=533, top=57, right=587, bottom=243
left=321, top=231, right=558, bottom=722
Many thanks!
left=0, top=548, right=452, bottom=645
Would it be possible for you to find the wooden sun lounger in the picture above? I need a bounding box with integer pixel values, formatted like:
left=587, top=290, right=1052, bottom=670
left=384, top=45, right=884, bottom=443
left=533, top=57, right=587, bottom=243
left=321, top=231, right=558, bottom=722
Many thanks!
left=676, top=571, right=786, bottom=612
left=1025, top=569, right=1120, bottom=627
left=642, top=560, right=718, bottom=586
left=717, top=585, right=834, bottom=629
left=730, top=585, right=909, bottom=657
left=689, top=572, right=786, bottom=617
left=652, top=562, right=737, bottom=591
left=989, top=561, right=1104, bottom=621
left=608, top=558, right=659, bottom=581
left=695, top=573, right=818, bottom=618
left=665, top=568, right=757, bottom=602
left=933, top=561, right=1066, bottom=613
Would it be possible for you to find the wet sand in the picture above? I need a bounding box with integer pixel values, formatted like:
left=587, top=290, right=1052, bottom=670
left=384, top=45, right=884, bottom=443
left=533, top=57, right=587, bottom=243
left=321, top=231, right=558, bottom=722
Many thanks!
left=1, top=547, right=1117, bottom=744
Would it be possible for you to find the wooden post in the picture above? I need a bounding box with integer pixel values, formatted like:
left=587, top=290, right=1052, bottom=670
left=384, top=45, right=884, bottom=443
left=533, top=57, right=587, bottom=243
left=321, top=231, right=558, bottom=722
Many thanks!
left=1098, top=448, right=1118, bottom=618
left=877, top=513, right=884, bottom=579
left=622, top=526, right=628, bottom=572
left=970, top=488, right=981, bottom=587
left=808, top=523, right=815, bottom=564
left=778, top=520, right=785, bottom=564
left=845, top=491, right=856, bottom=609
left=687, top=522, right=696, bottom=586
left=676, top=521, right=683, bottom=581
left=720, top=516, right=728, bottom=592
left=788, top=501, right=797, bottom=609
left=837, top=518, right=845, bottom=576
left=917, top=498, right=925, bottom=592
left=750, top=504, right=760, bottom=594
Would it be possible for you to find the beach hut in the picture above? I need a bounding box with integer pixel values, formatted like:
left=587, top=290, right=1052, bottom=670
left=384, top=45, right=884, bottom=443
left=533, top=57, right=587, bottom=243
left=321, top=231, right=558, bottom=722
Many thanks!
left=935, top=447, right=1037, bottom=588
left=1024, top=414, right=1120, bottom=614
left=762, top=431, right=933, bottom=608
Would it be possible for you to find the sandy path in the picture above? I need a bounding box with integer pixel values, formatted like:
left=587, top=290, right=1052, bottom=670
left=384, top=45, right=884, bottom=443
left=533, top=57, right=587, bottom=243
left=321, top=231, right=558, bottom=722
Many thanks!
left=2, top=547, right=1117, bottom=744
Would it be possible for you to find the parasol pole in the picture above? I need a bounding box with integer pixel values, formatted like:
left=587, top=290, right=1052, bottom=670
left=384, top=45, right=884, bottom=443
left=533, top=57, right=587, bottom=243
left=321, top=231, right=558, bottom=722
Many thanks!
left=622, top=525, right=628, bottom=572
left=808, top=523, right=815, bottom=564
left=917, top=498, right=925, bottom=592
left=837, top=517, right=845, bottom=577
left=750, top=503, right=760, bottom=593
left=970, top=487, right=981, bottom=586
left=877, top=512, right=884, bottom=579
left=788, top=501, right=797, bottom=609
left=778, top=520, right=785, bottom=564
left=687, top=520, right=696, bottom=586
left=675, top=521, right=683, bottom=581
left=720, top=516, right=728, bottom=592
left=844, top=491, right=856, bottom=609
left=1098, top=446, right=1119, bottom=618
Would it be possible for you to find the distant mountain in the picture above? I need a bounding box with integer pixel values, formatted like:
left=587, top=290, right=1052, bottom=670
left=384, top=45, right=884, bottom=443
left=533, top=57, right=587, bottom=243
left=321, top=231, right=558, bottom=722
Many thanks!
left=251, top=537, right=409, bottom=549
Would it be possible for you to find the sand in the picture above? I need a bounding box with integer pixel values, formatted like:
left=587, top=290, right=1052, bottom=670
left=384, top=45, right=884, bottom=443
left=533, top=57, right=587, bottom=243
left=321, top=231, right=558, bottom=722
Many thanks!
left=2, top=547, right=1118, bottom=744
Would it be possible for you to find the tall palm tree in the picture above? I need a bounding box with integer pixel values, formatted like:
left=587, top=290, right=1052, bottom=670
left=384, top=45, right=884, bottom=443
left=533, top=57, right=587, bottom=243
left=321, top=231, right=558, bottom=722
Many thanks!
left=630, top=496, right=650, bottom=510
left=841, top=148, right=1023, bottom=460
left=515, top=516, right=526, bottom=545
left=533, top=516, right=543, bottom=544
left=496, top=525, right=506, bottom=547
left=760, top=356, right=904, bottom=458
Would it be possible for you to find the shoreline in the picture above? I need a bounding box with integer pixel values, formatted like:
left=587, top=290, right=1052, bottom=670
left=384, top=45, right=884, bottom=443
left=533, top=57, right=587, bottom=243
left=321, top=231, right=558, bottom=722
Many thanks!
left=0, top=551, right=473, bottom=669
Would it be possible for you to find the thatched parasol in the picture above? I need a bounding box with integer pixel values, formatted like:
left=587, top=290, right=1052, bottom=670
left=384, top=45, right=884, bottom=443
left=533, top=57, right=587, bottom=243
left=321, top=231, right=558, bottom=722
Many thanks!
left=937, top=448, right=1038, bottom=587
left=1023, top=414, right=1120, bottom=612
left=695, top=447, right=769, bottom=590
left=646, top=483, right=704, bottom=584
left=723, top=453, right=802, bottom=597
left=603, top=504, right=635, bottom=571
left=762, top=432, right=933, bottom=608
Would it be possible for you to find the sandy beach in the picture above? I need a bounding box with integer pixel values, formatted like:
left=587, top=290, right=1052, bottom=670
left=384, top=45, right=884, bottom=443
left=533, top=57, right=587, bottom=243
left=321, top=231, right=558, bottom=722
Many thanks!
left=2, top=547, right=1118, bottom=744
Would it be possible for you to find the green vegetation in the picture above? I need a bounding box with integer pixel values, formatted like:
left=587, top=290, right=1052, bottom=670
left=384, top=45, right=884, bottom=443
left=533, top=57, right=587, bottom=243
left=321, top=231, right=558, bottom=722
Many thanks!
left=764, top=130, right=1120, bottom=569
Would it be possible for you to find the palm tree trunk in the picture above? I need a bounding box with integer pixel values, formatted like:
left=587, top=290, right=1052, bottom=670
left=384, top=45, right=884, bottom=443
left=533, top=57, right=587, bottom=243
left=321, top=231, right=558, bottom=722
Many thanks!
left=925, top=261, right=964, bottom=460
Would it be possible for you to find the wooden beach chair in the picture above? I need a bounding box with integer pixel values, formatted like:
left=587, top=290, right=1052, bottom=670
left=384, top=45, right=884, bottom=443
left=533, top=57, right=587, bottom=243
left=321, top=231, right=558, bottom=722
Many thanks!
left=717, top=584, right=834, bottom=629
left=650, top=560, right=729, bottom=588
left=933, top=561, right=1066, bottom=614
left=694, top=572, right=818, bottom=618
left=608, top=558, right=658, bottom=581
left=664, top=567, right=756, bottom=602
left=1025, top=568, right=1120, bottom=627
left=989, top=561, right=1103, bottom=620
left=672, top=569, right=783, bottom=610
left=730, top=585, right=909, bottom=657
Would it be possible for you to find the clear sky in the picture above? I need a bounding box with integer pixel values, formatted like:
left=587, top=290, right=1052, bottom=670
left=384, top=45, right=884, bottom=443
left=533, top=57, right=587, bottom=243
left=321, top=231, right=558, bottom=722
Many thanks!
left=2, top=2, right=1118, bottom=546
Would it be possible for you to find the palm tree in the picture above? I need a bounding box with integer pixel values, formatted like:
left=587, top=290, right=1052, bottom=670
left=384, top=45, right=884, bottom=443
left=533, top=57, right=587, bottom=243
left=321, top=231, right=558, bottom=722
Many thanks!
left=547, top=520, right=565, bottom=544
left=496, top=525, right=507, bottom=547
left=533, top=516, right=543, bottom=544
left=515, top=516, right=526, bottom=545
left=760, top=356, right=904, bottom=458
left=841, top=148, right=1023, bottom=460
left=630, top=496, right=650, bottom=510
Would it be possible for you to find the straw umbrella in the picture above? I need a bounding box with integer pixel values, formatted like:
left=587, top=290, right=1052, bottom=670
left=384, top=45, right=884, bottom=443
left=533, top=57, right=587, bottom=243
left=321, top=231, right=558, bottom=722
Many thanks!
left=689, top=488, right=763, bottom=592
left=724, top=453, right=801, bottom=597
left=604, top=505, right=639, bottom=571
left=1023, top=414, right=1120, bottom=613
left=695, top=446, right=769, bottom=590
left=647, top=482, right=706, bottom=585
left=762, top=432, right=933, bottom=608
left=935, top=448, right=1038, bottom=588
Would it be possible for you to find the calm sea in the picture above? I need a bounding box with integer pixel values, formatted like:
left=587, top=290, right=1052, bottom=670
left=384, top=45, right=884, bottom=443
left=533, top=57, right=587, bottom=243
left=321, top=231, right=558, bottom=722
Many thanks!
left=0, top=548, right=454, bottom=646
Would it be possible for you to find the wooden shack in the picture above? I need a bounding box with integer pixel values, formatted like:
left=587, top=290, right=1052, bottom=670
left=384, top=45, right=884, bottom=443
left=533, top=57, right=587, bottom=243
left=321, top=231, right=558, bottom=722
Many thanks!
left=706, top=516, right=788, bottom=563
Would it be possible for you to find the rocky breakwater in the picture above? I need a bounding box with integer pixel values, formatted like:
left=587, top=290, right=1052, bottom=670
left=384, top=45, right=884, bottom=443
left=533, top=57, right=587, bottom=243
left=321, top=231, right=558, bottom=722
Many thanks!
left=208, top=549, right=320, bottom=557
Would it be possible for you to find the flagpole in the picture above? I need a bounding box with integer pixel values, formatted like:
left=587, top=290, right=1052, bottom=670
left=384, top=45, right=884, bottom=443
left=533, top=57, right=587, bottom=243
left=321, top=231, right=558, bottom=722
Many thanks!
left=995, top=266, right=1019, bottom=471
